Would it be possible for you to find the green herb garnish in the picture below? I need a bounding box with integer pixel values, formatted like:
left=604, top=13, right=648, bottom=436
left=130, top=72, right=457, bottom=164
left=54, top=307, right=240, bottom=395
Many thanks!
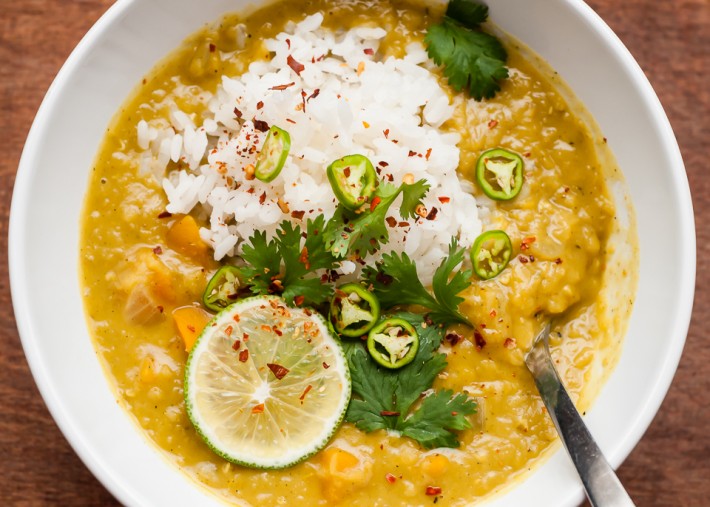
left=344, top=313, right=477, bottom=449
left=238, top=215, right=338, bottom=306
left=363, top=238, right=473, bottom=326
left=425, top=0, right=509, bottom=100
left=323, top=179, right=430, bottom=258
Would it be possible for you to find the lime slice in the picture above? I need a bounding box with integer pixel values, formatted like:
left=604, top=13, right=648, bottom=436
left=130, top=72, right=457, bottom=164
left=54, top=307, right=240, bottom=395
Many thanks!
left=184, top=295, right=351, bottom=469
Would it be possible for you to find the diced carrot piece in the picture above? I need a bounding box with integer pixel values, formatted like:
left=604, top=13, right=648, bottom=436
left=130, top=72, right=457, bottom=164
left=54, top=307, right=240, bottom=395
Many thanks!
left=173, top=305, right=212, bottom=352
left=421, top=454, right=450, bottom=478
left=321, top=447, right=360, bottom=474
left=166, top=215, right=210, bottom=261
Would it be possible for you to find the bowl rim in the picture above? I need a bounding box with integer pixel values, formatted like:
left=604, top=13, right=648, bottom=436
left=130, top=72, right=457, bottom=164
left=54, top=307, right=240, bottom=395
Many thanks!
left=9, top=0, right=696, bottom=505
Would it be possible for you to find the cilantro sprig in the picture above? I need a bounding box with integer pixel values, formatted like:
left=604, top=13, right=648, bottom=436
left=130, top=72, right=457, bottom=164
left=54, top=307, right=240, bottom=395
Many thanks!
left=344, top=313, right=477, bottom=449
left=238, top=215, right=338, bottom=306
left=363, top=238, right=473, bottom=326
left=323, top=179, right=430, bottom=258
left=425, top=0, right=509, bottom=100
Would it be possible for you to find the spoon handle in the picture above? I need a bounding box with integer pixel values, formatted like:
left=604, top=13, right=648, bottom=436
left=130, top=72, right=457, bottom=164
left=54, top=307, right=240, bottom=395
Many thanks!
left=526, top=338, right=636, bottom=507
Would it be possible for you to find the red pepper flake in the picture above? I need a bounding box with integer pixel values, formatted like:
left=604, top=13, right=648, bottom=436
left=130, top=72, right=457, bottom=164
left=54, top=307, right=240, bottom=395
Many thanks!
left=425, top=147, right=432, bottom=160
left=259, top=191, right=266, bottom=205
left=307, top=88, right=320, bottom=101
left=383, top=129, right=390, bottom=138
left=426, top=207, right=438, bottom=220
left=385, top=473, right=397, bottom=484
left=445, top=332, right=462, bottom=346
left=267, top=363, right=289, bottom=380
left=438, top=196, right=450, bottom=204
left=286, top=118, right=297, bottom=124
left=299, top=384, right=313, bottom=402
left=253, top=119, right=269, bottom=132
left=370, top=196, right=382, bottom=212
left=287, top=55, right=305, bottom=75
left=554, top=257, right=563, bottom=264
left=379, top=160, right=389, bottom=167
left=504, top=337, right=517, bottom=349
left=233, top=107, right=243, bottom=119
left=520, top=236, right=536, bottom=251
left=294, top=295, right=305, bottom=306
left=242, top=332, right=249, bottom=341
left=157, top=211, right=172, bottom=219
left=270, top=82, right=295, bottom=91
left=380, top=411, right=400, bottom=417
left=451, top=411, right=458, bottom=416
left=224, top=325, right=233, bottom=336
left=157, top=305, right=164, bottom=313
left=187, top=324, right=195, bottom=333
left=232, top=340, right=241, bottom=351
left=233, top=314, right=241, bottom=323
left=322, top=361, right=330, bottom=369
left=524, top=151, right=532, bottom=157
left=291, top=210, right=305, bottom=220
left=398, top=221, right=410, bottom=228
left=256, top=101, right=264, bottom=110
left=408, top=150, right=417, bottom=157
left=364, top=48, right=375, bottom=55
left=299, top=246, right=310, bottom=270
left=488, top=119, right=499, bottom=129
left=474, top=330, right=486, bottom=351
left=489, top=309, right=497, bottom=318
left=261, top=325, right=272, bottom=333
left=239, top=349, right=249, bottom=362
left=152, top=245, right=163, bottom=255
left=385, top=216, right=397, bottom=228
left=426, top=486, right=442, bottom=496
left=519, top=255, right=529, bottom=264
left=274, top=328, right=283, bottom=337
left=251, top=403, right=265, bottom=414
left=285, top=38, right=291, bottom=49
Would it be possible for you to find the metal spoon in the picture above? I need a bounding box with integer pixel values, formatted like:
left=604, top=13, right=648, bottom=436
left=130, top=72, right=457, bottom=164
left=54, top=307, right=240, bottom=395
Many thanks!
left=525, top=323, right=636, bottom=507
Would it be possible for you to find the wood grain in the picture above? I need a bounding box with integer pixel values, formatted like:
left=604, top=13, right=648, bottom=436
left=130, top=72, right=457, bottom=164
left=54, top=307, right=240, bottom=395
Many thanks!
left=1, top=0, right=707, bottom=505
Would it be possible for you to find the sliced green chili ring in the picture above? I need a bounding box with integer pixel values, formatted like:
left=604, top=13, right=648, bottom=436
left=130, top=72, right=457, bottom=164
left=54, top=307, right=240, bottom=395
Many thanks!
left=475, top=148, right=524, bottom=200
left=255, top=126, right=291, bottom=182
left=367, top=318, right=419, bottom=369
left=326, top=154, right=377, bottom=211
left=329, top=283, right=380, bottom=338
left=471, top=230, right=513, bottom=280
left=202, top=266, right=242, bottom=312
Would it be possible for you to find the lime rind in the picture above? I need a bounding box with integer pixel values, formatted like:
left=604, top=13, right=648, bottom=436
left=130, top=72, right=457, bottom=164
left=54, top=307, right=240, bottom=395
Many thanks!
left=184, top=295, right=351, bottom=470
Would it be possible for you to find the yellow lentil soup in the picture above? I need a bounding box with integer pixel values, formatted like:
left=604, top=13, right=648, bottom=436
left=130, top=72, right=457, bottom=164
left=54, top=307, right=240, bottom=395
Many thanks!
left=80, top=0, right=637, bottom=505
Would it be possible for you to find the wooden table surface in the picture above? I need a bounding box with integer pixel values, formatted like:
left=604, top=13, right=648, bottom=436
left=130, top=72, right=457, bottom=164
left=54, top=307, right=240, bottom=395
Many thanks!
left=1, top=1, right=707, bottom=505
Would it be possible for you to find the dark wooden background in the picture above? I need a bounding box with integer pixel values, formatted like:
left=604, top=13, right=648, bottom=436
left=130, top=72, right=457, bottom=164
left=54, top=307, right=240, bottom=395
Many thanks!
left=1, top=0, right=707, bottom=505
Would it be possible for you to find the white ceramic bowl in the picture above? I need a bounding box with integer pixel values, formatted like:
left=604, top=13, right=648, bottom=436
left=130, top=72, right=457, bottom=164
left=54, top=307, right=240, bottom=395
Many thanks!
left=9, top=0, right=695, bottom=505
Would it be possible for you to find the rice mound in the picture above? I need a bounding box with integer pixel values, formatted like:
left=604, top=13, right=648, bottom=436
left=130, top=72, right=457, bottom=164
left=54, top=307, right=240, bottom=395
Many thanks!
left=138, top=13, right=481, bottom=283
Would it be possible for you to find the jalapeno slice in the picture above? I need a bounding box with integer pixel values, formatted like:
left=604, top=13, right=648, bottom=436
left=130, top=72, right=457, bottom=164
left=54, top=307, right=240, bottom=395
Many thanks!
left=471, top=230, right=513, bottom=280
left=329, top=283, right=380, bottom=337
left=202, top=266, right=242, bottom=312
left=367, top=318, right=419, bottom=369
left=475, top=148, right=524, bottom=200
left=255, top=126, right=291, bottom=182
left=326, top=154, right=377, bottom=211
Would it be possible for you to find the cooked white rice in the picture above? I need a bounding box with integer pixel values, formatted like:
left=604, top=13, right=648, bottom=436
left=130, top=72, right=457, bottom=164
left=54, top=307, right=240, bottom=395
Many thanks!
left=137, top=13, right=482, bottom=284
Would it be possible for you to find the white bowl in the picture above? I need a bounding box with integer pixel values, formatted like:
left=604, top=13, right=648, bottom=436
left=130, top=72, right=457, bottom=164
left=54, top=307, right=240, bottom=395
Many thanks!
left=9, top=0, right=695, bottom=505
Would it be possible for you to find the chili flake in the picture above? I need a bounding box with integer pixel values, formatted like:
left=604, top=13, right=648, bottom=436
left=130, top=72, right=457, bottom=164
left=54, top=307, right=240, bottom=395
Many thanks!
left=426, top=486, right=442, bottom=496
left=238, top=349, right=249, bottom=362
left=232, top=340, right=241, bottom=351
left=251, top=403, right=265, bottom=414
left=299, top=384, right=313, bottom=402
left=385, top=473, right=397, bottom=484
left=267, top=363, right=290, bottom=380
left=287, top=55, right=305, bottom=75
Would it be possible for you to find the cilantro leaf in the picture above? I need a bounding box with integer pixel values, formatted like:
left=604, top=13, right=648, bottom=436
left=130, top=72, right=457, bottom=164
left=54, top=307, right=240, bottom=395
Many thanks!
left=237, top=217, right=338, bottom=306
left=238, top=231, right=281, bottom=295
left=446, top=0, right=488, bottom=27
left=362, top=238, right=472, bottom=326
left=425, top=3, right=509, bottom=101
left=323, top=180, right=429, bottom=258
left=399, top=390, right=477, bottom=449
left=344, top=313, right=476, bottom=449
